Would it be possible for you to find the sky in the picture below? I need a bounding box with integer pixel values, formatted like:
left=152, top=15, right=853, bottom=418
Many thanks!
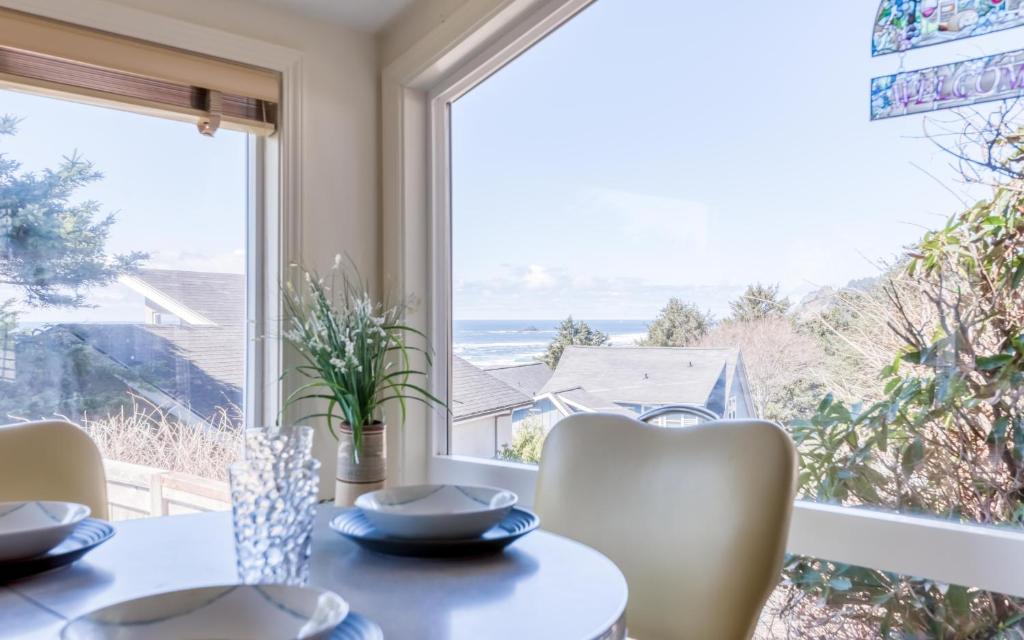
left=0, top=87, right=247, bottom=323
left=2, top=1, right=1021, bottom=325
left=451, top=0, right=1024, bottom=320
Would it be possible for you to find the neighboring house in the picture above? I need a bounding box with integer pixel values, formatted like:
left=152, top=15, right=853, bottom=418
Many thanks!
left=59, top=269, right=244, bottom=425
left=533, top=345, right=755, bottom=427
left=451, top=356, right=532, bottom=459
left=451, top=346, right=755, bottom=459
left=483, top=362, right=553, bottom=426
left=484, top=362, right=552, bottom=397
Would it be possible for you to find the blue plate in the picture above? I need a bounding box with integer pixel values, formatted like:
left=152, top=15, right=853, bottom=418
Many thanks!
left=331, top=612, right=383, bottom=639
left=0, top=518, right=114, bottom=582
left=330, top=506, right=539, bottom=558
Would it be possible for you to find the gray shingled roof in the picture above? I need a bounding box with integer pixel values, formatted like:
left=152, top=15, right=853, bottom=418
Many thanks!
left=484, top=362, right=552, bottom=397
left=68, top=323, right=243, bottom=422
left=452, top=356, right=531, bottom=422
left=554, top=388, right=634, bottom=415
left=540, top=346, right=739, bottom=407
left=66, top=269, right=246, bottom=422
left=134, top=269, right=245, bottom=327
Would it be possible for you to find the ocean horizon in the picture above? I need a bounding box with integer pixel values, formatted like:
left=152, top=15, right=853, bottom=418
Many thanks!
left=454, top=319, right=650, bottom=367
left=10, top=318, right=653, bottom=370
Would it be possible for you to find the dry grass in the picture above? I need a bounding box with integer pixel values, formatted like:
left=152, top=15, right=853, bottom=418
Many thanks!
left=75, top=396, right=243, bottom=481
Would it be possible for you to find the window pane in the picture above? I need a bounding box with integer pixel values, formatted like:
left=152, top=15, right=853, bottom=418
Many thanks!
left=450, top=1, right=1024, bottom=634
left=0, top=88, right=247, bottom=519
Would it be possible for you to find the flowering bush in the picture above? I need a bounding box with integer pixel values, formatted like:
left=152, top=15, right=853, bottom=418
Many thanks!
left=282, top=257, right=443, bottom=460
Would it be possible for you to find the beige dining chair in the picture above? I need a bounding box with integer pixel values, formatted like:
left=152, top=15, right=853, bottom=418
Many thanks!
left=534, top=413, right=796, bottom=640
left=0, top=419, right=109, bottom=520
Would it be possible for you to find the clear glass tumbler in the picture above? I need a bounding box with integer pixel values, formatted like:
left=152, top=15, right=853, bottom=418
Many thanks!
left=229, top=425, right=320, bottom=585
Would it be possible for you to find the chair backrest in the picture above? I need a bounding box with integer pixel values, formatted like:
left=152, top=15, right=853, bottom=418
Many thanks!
left=0, top=420, right=109, bottom=520
left=534, top=413, right=796, bottom=640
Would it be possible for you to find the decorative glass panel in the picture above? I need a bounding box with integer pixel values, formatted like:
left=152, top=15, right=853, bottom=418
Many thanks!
left=873, top=0, right=1024, bottom=56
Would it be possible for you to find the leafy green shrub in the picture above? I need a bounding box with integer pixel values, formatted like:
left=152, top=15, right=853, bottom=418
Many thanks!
left=498, top=418, right=546, bottom=464
left=783, top=177, right=1024, bottom=638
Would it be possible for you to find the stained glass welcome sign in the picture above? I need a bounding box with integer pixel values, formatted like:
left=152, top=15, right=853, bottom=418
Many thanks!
left=871, top=47, right=1024, bottom=119
left=874, top=0, right=1024, bottom=56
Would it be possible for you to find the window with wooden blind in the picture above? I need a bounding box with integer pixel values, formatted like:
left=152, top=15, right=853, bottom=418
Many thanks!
left=0, top=8, right=277, bottom=519
left=0, top=7, right=279, bottom=135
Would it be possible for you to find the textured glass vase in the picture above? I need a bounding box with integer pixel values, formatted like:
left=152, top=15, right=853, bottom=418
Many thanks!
left=229, top=426, right=320, bottom=586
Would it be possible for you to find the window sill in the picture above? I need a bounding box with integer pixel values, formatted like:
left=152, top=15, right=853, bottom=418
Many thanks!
left=429, top=454, right=1024, bottom=597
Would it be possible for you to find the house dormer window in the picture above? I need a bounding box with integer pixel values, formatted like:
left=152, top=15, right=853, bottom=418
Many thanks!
left=153, top=313, right=182, bottom=327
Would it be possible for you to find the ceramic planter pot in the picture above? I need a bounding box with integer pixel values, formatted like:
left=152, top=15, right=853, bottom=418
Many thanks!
left=335, top=422, right=386, bottom=506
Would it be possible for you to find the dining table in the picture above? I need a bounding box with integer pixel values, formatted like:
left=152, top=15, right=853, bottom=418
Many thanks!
left=0, top=506, right=629, bottom=639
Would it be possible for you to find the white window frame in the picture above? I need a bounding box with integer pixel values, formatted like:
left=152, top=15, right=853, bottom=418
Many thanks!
left=2, top=0, right=305, bottom=435
left=386, top=0, right=1024, bottom=599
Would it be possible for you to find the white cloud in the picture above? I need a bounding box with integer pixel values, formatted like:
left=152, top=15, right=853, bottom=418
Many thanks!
left=451, top=188, right=847, bottom=319
left=453, top=265, right=743, bottom=320
left=522, top=264, right=555, bottom=289
left=146, top=249, right=244, bottom=274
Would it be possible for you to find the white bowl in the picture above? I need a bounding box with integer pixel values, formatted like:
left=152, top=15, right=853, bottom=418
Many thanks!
left=0, top=501, right=91, bottom=561
left=355, top=484, right=517, bottom=539
left=61, top=584, right=349, bottom=640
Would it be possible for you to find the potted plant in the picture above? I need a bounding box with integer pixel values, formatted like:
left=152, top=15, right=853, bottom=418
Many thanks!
left=281, top=257, right=443, bottom=505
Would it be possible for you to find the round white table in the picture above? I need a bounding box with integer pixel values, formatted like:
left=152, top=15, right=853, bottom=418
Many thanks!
left=0, top=507, right=628, bottom=639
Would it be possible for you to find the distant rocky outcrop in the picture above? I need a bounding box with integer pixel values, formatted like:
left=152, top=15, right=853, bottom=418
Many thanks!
left=792, top=276, right=880, bottom=321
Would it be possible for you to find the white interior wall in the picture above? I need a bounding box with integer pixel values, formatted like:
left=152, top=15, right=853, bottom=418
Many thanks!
left=378, top=0, right=511, bottom=70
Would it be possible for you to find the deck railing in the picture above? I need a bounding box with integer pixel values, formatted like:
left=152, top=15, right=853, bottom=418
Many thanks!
left=103, top=459, right=230, bottom=520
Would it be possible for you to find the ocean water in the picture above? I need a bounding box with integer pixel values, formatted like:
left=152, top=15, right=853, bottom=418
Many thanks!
left=453, top=319, right=650, bottom=367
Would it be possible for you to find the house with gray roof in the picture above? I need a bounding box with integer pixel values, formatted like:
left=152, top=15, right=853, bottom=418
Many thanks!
left=483, top=362, right=552, bottom=397
left=451, top=356, right=532, bottom=458
left=532, top=345, right=754, bottom=427
left=55, top=269, right=245, bottom=425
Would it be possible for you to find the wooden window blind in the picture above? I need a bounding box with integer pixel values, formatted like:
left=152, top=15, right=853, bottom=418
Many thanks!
left=0, top=8, right=279, bottom=135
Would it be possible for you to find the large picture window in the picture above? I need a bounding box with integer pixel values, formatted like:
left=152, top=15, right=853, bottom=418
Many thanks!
left=0, top=85, right=254, bottom=519
left=435, top=0, right=1024, bottom=636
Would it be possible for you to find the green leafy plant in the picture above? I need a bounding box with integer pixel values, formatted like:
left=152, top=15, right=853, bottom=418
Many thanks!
left=281, top=258, right=444, bottom=461
left=497, top=417, right=546, bottom=464
left=782, top=175, right=1024, bottom=637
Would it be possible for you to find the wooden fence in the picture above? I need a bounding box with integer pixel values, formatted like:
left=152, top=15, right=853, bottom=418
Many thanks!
left=104, top=459, right=230, bottom=520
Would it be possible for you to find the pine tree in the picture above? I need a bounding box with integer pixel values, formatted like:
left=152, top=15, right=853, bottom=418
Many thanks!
left=639, top=298, right=712, bottom=347
left=540, top=316, right=609, bottom=368
left=0, top=114, right=145, bottom=308
left=728, top=282, right=790, bottom=322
